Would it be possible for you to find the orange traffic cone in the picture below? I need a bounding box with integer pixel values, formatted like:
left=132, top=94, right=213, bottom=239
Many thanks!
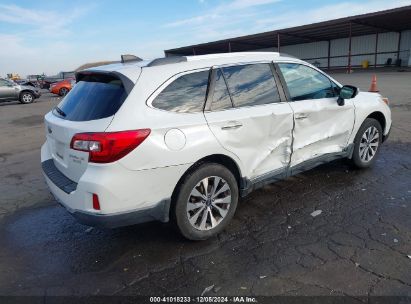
left=369, top=75, right=379, bottom=92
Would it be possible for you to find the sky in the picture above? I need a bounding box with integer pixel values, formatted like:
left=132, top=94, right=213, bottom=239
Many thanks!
left=1, top=0, right=410, bottom=77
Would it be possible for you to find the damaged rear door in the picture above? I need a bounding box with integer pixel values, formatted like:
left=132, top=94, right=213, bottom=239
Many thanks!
left=204, top=63, right=294, bottom=180
left=277, top=63, right=355, bottom=169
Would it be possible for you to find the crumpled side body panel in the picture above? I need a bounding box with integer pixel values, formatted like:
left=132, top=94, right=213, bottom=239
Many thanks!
left=289, top=98, right=355, bottom=167
left=205, top=103, right=294, bottom=179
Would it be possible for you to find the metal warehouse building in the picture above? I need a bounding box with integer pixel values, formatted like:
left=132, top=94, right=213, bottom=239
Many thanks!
left=164, top=6, right=411, bottom=70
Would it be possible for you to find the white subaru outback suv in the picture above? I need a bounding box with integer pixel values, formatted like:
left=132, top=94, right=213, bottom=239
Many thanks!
left=41, top=52, right=391, bottom=240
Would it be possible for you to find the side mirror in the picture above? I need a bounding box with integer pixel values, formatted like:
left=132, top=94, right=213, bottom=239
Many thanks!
left=337, top=85, right=358, bottom=106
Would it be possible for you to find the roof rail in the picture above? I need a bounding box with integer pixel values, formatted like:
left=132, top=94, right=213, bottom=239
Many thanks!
left=185, top=52, right=280, bottom=61
left=147, top=56, right=187, bottom=67
left=121, top=54, right=143, bottom=63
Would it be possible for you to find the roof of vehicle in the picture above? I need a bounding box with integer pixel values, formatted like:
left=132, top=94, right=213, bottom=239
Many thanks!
left=85, top=52, right=302, bottom=83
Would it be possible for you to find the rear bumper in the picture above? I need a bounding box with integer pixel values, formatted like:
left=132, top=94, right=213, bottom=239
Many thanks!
left=60, top=197, right=170, bottom=229
left=41, top=143, right=189, bottom=228
left=42, top=163, right=172, bottom=228
left=42, top=159, right=77, bottom=194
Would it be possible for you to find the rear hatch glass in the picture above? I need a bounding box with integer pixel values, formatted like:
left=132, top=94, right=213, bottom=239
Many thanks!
left=45, top=72, right=132, bottom=182
left=54, top=73, right=128, bottom=121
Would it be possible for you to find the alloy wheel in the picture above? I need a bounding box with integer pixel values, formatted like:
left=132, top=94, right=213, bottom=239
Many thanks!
left=186, top=176, right=231, bottom=231
left=359, top=126, right=379, bottom=162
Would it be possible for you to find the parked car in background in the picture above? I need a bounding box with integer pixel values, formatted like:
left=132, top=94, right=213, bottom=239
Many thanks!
left=0, top=78, right=41, bottom=104
left=41, top=52, right=391, bottom=240
left=42, top=72, right=75, bottom=90
left=14, top=79, right=38, bottom=87
left=50, top=78, right=75, bottom=96
left=41, top=79, right=58, bottom=90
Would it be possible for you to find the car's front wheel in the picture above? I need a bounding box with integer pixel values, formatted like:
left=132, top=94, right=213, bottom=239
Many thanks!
left=173, top=163, right=239, bottom=240
left=352, top=118, right=383, bottom=168
left=19, top=91, right=34, bottom=104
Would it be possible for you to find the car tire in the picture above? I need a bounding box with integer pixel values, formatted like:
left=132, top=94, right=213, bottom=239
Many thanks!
left=59, top=87, right=69, bottom=96
left=173, top=163, right=239, bottom=241
left=351, top=118, right=383, bottom=168
left=19, top=91, right=34, bottom=104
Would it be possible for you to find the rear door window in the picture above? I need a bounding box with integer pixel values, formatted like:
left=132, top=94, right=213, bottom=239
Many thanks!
left=221, top=63, right=281, bottom=107
left=210, top=69, right=233, bottom=111
left=152, top=70, right=210, bottom=113
left=54, top=73, right=127, bottom=121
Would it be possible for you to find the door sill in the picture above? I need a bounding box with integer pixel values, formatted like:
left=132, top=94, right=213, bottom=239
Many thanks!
left=240, top=144, right=353, bottom=197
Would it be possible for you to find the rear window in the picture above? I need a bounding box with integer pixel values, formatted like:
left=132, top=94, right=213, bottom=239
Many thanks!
left=151, top=70, right=210, bottom=113
left=54, top=74, right=127, bottom=121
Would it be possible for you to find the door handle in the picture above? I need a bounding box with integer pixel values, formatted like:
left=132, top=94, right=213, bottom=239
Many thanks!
left=295, top=114, right=308, bottom=120
left=221, top=121, right=243, bottom=130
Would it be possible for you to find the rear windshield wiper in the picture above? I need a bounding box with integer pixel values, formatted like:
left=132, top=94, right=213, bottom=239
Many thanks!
left=54, top=106, right=66, bottom=117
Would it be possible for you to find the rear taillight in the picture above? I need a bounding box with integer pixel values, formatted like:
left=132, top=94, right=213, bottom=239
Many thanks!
left=70, top=129, right=151, bottom=163
left=382, top=97, right=389, bottom=106
left=92, top=193, right=101, bottom=210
